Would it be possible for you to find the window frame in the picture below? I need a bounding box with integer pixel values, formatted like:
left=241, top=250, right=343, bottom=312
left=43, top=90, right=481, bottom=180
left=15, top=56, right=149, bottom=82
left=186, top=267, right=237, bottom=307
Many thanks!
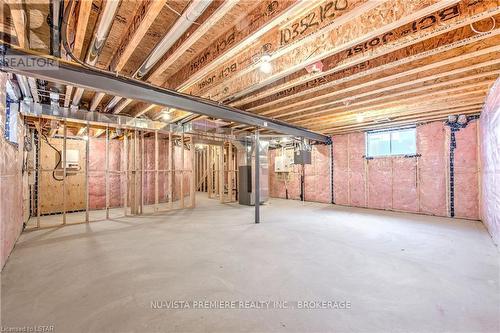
left=365, top=126, right=416, bottom=158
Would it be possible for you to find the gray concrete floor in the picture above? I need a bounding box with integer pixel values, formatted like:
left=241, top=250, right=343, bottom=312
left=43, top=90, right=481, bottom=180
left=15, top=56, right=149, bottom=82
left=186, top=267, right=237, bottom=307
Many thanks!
left=2, top=194, right=499, bottom=333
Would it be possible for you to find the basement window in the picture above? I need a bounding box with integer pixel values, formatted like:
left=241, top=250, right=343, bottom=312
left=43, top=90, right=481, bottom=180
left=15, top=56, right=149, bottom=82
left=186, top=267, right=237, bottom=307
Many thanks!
left=366, top=127, right=416, bottom=157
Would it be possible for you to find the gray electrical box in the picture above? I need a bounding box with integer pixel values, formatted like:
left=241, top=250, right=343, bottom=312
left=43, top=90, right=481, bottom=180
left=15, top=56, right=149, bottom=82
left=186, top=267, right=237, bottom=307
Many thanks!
left=294, top=149, right=311, bottom=165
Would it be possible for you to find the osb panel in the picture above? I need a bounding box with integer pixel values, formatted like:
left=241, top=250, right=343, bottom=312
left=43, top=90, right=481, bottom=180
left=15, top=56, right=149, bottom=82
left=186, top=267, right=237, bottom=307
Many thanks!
left=184, top=0, right=367, bottom=96
left=0, top=3, right=19, bottom=45
left=0, top=73, right=24, bottom=270
left=40, top=138, right=86, bottom=214
left=96, top=0, right=143, bottom=70
left=249, top=28, right=500, bottom=119
left=24, top=0, right=51, bottom=53
left=166, top=0, right=299, bottom=89
left=238, top=9, right=500, bottom=113
left=480, top=77, right=500, bottom=244
left=81, top=0, right=102, bottom=61
left=150, top=0, right=259, bottom=86
left=120, top=0, right=190, bottom=77
left=202, top=0, right=454, bottom=100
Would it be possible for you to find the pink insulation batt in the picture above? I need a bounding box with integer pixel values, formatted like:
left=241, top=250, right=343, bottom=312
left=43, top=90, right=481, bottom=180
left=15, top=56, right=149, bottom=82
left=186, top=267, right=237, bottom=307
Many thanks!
left=453, top=122, right=479, bottom=220
left=304, top=144, right=331, bottom=203
left=392, top=157, right=418, bottom=213
left=332, top=135, right=349, bottom=205
left=417, top=122, right=447, bottom=216
left=348, top=133, right=366, bottom=207
left=330, top=120, right=479, bottom=218
left=367, top=158, right=393, bottom=210
left=480, top=77, right=500, bottom=244
left=88, top=138, right=124, bottom=210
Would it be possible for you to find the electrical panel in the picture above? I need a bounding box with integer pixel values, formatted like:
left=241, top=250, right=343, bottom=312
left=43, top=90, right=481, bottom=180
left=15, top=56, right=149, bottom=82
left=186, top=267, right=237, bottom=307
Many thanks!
left=65, top=149, right=80, bottom=169
left=274, top=148, right=294, bottom=172
left=55, top=149, right=80, bottom=171
left=294, top=149, right=311, bottom=165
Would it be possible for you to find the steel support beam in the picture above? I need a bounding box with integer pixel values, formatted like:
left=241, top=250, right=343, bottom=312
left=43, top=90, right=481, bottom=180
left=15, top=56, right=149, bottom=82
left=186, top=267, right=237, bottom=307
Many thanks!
left=254, top=129, right=260, bottom=224
left=1, top=45, right=329, bottom=142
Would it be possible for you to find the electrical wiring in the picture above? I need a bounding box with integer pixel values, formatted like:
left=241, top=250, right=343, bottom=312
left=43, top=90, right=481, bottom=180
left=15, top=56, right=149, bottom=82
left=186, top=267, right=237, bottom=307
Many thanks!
left=41, top=133, right=64, bottom=181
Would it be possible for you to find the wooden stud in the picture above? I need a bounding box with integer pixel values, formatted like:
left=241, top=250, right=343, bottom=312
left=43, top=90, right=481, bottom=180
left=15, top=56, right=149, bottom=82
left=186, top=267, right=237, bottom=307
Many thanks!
left=140, top=131, right=144, bottom=214
left=124, top=130, right=129, bottom=216
left=203, top=0, right=485, bottom=101
left=62, top=121, right=67, bottom=225
left=168, top=132, right=173, bottom=210
left=85, top=122, right=89, bottom=222
left=347, top=134, right=351, bottom=205
left=181, top=132, right=185, bottom=209
left=236, top=23, right=500, bottom=109
left=190, top=136, right=195, bottom=208
left=476, top=121, right=482, bottom=219
left=219, top=145, right=224, bottom=203
left=208, top=146, right=213, bottom=198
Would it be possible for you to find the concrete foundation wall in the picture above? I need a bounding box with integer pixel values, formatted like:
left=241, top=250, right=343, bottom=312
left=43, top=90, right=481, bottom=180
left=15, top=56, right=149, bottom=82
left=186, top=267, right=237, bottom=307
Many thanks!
left=331, top=121, right=480, bottom=219
left=0, top=73, right=25, bottom=270
left=268, top=119, right=480, bottom=221
left=268, top=144, right=331, bottom=204
left=480, top=78, right=500, bottom=245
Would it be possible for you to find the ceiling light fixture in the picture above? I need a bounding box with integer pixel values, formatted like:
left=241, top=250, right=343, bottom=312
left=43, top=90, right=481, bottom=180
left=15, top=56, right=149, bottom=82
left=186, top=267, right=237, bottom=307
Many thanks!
left=356, top=113, right=364, bottom=122
left=260, top=53, right=272, bottom=74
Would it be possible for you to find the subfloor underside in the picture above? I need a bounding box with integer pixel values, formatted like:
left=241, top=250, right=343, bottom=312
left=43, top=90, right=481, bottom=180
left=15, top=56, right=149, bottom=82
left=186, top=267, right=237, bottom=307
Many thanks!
left=1, top=194, right=499, bottom=332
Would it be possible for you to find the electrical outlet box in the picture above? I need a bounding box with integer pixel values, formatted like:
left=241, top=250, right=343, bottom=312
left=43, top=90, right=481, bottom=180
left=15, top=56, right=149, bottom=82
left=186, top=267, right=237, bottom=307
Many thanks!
left=56, top=149, right=80, bottom=170
left=65, top=149, right=80, bottom=169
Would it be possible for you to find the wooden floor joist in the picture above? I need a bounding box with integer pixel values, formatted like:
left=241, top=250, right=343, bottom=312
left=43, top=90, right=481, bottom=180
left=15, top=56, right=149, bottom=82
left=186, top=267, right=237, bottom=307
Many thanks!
left=8, top=0, right=499, bottom=135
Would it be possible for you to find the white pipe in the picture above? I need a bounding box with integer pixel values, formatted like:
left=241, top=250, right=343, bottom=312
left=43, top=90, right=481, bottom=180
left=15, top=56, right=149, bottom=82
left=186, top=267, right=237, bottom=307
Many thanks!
left=134, top=0, right=212, bottom=79
left=86, top=0, right=121, bottom=66
left=72, top=0, right=120, bottom=107
left=109, top=0, right=211, bottom=112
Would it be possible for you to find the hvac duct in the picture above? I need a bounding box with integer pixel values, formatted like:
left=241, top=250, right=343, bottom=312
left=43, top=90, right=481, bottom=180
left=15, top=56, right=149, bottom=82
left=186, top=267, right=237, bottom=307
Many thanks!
left=6, top=79, right=22, bottom=101
left=15, top=74, right=31, bottom=100
left=238, top=138, right=269, bottom=206
left=108, top=0, right=212, bottom=113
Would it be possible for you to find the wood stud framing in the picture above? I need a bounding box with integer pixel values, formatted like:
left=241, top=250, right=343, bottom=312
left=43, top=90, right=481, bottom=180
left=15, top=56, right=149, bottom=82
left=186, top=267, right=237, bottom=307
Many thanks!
left=24, top=117, right=197, bottom=229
